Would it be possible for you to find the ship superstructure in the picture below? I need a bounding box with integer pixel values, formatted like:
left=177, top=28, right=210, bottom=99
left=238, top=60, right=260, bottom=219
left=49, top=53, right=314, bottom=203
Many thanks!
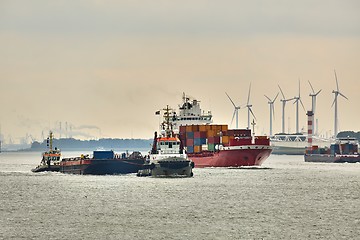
left=32, top=131, right=61, bottom=173
left=138, top=105, right=194, bottom=177
left=170, top=93, right=212, bottom=132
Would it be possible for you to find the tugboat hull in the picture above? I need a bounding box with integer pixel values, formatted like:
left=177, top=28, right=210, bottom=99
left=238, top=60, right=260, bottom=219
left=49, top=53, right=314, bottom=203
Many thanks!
left=137, top=159, right=194, bottom=177
left=31, top=165, right=60, bottom=173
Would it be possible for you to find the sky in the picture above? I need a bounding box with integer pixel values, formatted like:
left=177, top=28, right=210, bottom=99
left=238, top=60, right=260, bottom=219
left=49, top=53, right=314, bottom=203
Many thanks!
left=0, top=0, right=359, bottom=142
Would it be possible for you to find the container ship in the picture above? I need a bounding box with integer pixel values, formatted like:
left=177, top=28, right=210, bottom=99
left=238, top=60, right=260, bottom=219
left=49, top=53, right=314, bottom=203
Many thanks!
left=170, top=93, right=272, bottom=167
left=60, top=150, right=146, bottom=175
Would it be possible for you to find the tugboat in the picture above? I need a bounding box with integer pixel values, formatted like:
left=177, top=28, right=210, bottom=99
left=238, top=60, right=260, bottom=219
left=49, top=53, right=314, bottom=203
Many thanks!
left=137, top=106, right=194, bottom=177
left=31, top=131, right=61, bottom=172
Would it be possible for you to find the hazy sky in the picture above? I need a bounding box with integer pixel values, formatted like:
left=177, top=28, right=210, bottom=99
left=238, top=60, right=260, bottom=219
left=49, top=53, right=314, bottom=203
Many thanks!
left=1, top=0, right=359, bottom=142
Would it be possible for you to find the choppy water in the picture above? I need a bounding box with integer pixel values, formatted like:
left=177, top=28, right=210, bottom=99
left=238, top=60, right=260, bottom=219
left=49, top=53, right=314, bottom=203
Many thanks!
left=1, top=151, right=360, bottom=240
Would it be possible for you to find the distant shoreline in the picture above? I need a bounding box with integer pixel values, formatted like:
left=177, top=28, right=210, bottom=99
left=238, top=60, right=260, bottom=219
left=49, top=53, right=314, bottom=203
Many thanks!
left=1, top=138, right=153, bottom=153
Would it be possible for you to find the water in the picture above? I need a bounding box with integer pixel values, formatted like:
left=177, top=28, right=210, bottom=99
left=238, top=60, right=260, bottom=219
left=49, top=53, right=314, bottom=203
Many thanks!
left=1, top=152, right=360, bottom=240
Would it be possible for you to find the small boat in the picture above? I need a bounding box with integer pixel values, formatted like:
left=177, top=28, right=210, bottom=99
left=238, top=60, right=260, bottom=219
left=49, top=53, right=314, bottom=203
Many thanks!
left=31, top=131, right=61, bottom=172
left=305, top=137, right=360, bottom=163
left=137, top=106, right=194, bottom=177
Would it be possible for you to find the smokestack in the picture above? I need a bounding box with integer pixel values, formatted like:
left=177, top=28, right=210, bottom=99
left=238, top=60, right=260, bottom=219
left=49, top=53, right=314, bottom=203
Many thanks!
left=307, top=111, right=314, bottom=151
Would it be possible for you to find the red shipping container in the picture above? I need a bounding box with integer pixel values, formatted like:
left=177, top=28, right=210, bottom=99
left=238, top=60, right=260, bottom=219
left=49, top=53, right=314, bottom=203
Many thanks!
left=179, top=125, right=187, bottom=134
left=208, top=136, right=220, bottom=144
left=255, top=138, right=270, bottom=145
left=194, top=131, right=207, bottom=138
left=186, top=139, right=194, bottom=146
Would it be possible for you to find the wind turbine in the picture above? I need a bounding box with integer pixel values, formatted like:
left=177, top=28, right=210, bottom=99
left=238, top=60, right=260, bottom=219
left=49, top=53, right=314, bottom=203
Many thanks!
left=308, top=81, right=322, bottom=114
left=245, top=83, right=256, bottom=129
left=225, top=92, right=241, bottom=129
left=308, top=80, right=322, bottom=135
left=264, top=92, right=279, bottom=136
left=278, top=85, right=294, bottom=133
left=293, top=80, right=305, bottom=134
left=332, top=70, right=348, bottom=137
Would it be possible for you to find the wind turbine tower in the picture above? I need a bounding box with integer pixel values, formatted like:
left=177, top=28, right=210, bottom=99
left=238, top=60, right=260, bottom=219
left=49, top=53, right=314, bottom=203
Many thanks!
left=293, top=80, right=305, bottom=134
left=332, top=70, right=348, bottom=137
left=245, top=83, right=256, bottom=129
left=278, top=85, right=294, bottom=133
left=264, top=93, right=279, bottom=136
left=308, top=80, right=322, bottom=135
left=225, top=92, right=241, bottom=129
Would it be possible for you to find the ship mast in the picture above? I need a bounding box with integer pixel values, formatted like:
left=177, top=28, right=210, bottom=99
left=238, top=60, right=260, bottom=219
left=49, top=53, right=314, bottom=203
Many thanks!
left=49, top=131, right=53, bottom=151
left=163, top=105, right=173, bottom=138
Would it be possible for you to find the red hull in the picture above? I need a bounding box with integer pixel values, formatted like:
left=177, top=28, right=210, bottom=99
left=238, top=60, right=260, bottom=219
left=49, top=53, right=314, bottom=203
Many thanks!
left=188, top=146, right=272, bottom=168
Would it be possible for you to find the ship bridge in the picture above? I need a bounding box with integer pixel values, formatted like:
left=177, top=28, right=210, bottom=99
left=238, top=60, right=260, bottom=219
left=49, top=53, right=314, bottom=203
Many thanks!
left=170, top=93, right=212, bottom=131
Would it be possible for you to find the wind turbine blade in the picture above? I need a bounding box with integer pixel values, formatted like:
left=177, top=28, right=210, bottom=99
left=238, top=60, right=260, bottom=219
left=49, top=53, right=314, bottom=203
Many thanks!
left=331, top=95, right=337, bottom=107
left=264, top=94, right=271, bottom=101
left=339, top=92, right=348, bottom=100
left=249, top=108, right=257, bottom=120
left=298, top=79, right=301, bottom=96
left=225, top=92, right=237, bottom=108
left=287, top=97, right=295, bottom=102
left=278, top=85, right=286, bottom=99
left=300, top=99, right=306, bottom=111
left=230, top=110, right=236, bottom=127
left=308, top=80, right=315, bottom=94
left=334, top=69, right=339, bottom=91
left=247, top=83, right=251, bottom=105
left=315, top=89, right=322, bottom=96
left=273, top=92, right=279, bottom=102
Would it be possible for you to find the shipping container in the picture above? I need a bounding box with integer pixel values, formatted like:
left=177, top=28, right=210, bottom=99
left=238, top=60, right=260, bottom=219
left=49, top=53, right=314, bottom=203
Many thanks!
left=186, top=139, right=194, bottom=146
left=185, top=125, right=193, bottom=132
left=208, top=143, right=215, bottom=151
left=186, top=132, right=194, bottom=139
left=207, top=130, right=216, bottom=137
left=199, top=125, right=207, bottom=132
left=187, top=146, right=194, bottom=153
left=194, top=131, right=207, bottom=138
left=255, top=138, right=270, bottom=145
left=222, top=136, right=229, bottom=144
left=208, top=136, right=220, bottom=144
left=93, top=151, right=114, bottom=159
left=194, top=138, right=207, bottom=146
left=179, top=125, right=187, bottom=134
left=194, top=145, right=202, bottom=153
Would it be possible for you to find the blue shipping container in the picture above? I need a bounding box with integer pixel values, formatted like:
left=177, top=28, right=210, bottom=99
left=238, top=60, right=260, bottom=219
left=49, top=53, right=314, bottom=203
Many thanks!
left=187, top=146, right=194, bottom=153
left=186, top=132, right=194, bottom=139
left=93, top=150, right=114, bottom=159
left=194, top=138, right=207, bottom=146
